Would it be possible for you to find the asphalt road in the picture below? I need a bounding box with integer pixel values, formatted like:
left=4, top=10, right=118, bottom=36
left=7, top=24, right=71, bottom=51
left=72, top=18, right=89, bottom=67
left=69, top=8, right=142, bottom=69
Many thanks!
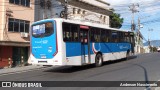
left=0, top=53, right=160, bottom=90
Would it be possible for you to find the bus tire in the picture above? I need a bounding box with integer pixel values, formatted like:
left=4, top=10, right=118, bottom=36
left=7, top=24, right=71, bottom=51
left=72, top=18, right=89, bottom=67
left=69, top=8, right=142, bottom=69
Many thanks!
left=95, top=54, right=103, bottom=67
left=126, top=51, right=130, bottom=60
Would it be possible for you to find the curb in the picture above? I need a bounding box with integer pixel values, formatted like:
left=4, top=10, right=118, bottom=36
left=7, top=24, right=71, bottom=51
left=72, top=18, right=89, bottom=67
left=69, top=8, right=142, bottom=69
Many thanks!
left=0, top=66, right=48, bottom=76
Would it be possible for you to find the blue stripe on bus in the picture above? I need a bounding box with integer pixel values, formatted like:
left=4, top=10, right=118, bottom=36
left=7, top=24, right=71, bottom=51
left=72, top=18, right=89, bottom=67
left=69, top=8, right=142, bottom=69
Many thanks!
left=66, top=43, right=82, bottom=57
left=66, top=42, right=131, bottom=57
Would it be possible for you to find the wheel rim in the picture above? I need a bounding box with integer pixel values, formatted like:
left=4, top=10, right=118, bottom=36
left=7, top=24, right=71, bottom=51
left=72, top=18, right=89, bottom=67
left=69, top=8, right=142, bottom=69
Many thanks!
left=96, top=55, right=102, bottom=66
left=126, top=52, right=130, bottom=59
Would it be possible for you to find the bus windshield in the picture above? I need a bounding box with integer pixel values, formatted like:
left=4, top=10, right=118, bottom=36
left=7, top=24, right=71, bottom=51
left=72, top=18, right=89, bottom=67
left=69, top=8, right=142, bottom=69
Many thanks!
left=32, top=22, right=53, bottom=38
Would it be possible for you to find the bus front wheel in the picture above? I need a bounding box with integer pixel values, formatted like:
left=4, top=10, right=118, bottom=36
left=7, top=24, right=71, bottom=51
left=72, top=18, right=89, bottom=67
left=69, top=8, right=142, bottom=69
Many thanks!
left=95, top=54, right=103, bottom=67
left=126, top=51, right=131, bottom=60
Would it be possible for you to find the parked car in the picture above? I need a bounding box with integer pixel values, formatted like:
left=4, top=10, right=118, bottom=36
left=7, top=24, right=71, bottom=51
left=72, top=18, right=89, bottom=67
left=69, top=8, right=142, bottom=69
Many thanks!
left=157, top=48, right=160, bottom=52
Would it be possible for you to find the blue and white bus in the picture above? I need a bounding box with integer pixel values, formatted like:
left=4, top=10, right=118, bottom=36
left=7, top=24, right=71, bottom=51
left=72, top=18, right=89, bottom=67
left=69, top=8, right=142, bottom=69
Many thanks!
left=30, top=18, right=135, bottom=67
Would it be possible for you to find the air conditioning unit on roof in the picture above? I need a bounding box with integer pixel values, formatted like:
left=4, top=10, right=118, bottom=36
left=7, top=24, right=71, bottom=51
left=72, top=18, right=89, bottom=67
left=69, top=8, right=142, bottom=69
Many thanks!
left=21, top=32, right=28, bottom=38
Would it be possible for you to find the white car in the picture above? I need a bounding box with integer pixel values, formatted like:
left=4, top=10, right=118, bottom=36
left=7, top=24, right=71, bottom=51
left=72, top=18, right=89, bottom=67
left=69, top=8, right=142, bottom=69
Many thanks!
left=157, top=48, right=160, bottom=52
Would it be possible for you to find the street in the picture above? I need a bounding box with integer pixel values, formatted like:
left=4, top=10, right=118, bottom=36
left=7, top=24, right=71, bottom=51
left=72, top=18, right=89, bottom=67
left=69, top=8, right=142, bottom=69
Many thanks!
left=0, top=53, right=160, bottom=90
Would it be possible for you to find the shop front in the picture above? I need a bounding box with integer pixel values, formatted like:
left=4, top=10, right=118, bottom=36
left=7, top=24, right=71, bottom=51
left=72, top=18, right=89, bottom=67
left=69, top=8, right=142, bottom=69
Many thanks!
left=0, top=41, right=29, bottom=68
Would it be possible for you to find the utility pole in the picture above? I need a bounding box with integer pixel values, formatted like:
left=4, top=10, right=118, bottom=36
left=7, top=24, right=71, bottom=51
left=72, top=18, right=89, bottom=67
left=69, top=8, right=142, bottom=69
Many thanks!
left=137, top=17, right=140, bottom=53
left=129, top=3, right=139, bottom=31
left=148, top=29, right=153, bottom=53
left=40, top=0, right=52, bottom=19
left=44, top=0, right=47, bottom=19
left=64, top=0, right=68, bottom=19
left=137, top=17, right=141, bottom=45
left=40, top=0, right=46, bottom=19
left=138, top=17, right=140, bottom=32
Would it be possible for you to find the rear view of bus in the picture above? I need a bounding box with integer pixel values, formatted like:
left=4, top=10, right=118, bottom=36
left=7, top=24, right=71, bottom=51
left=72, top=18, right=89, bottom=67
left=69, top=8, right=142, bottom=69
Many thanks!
left=30, top=19, right=58, bottom=65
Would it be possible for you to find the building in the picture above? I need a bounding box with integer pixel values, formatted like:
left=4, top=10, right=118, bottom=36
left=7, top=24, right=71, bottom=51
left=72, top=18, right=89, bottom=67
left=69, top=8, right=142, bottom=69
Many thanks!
left=34, top=0, right=112, bottom=26
left=0, top=0, right=35, bottom=68
left=135, top=31, right=144, bottom=54
left=143, top=46, right=150, bottom=53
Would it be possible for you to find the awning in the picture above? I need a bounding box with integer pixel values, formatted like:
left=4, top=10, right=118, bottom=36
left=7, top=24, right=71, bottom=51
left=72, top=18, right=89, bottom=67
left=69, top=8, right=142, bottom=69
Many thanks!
left=0, top=41, right=30, bottom=47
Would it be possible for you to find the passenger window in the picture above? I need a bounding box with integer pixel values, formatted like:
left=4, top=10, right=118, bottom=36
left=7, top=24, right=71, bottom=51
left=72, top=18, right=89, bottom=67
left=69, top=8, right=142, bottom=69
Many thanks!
left=106, top=30, right=111, bottom=42
left=91, top=27, right=100, bottom=42
left=124, top=33, right=130, bottom=42
left=71, top=25, right=79, bottom=42
left=119, top=32, right=124, bottom=42
left=112, top=31, right=119, bottom=42
left=63, top=23, right=70, bottom=41
left=63, top=23, right=79, bottom=42
left=101, top=29, right=106, bottom=42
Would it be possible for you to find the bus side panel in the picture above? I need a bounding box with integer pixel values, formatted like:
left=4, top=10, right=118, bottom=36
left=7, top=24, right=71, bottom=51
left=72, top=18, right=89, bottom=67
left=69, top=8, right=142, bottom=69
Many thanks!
left=65, top=42, right=82, bottom=65
left=64, top=42, right=131, bottom=65
left=90, top=42, right=131, bottom=63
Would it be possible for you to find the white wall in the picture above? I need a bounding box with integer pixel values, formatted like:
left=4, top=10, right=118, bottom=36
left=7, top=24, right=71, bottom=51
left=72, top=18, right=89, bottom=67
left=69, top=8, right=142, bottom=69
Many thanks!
left=34, top=0, right=110, bottom=26
left=143, top=46, right=150, bottom=53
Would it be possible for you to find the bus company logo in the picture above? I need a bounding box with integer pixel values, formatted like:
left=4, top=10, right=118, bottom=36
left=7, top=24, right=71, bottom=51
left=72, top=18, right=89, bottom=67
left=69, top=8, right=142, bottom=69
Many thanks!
left=2, top=82, right=11, bottom=87
left=120, top=46, right=129, bottom=49
left=42, top=40, right=48, bottom=44
left=35, top=40, right=48, bottom=44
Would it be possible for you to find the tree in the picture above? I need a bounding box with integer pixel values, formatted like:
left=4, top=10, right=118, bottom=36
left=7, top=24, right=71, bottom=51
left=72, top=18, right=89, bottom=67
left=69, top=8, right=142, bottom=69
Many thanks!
left=149, top=46, right=157, bottom=52
left=110, top=12, right=124, bottom=29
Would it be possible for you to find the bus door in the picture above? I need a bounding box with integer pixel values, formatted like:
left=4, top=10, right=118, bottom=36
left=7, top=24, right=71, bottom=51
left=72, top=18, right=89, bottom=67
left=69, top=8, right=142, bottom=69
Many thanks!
left=80, top=25, right=90, bottom=64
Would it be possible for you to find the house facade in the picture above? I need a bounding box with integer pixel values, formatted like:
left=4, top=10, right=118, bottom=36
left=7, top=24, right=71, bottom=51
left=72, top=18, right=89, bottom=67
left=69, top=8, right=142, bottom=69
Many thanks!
left=0, top=0, right=112, bottom=68
left=135, top=31, right=144, bottom=54
left=143, top=46, right=150, bottom=53
left=0, top=0, right=34, bottom=68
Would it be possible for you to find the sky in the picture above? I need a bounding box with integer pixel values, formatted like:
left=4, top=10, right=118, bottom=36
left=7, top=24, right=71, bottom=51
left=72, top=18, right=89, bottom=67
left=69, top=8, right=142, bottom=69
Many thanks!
left=105, top=0, right=160, bottom=42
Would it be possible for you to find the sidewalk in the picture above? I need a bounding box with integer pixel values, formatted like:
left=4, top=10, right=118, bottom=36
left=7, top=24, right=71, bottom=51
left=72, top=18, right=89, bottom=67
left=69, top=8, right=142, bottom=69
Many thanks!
left=0, top=65, right=45, bottom=75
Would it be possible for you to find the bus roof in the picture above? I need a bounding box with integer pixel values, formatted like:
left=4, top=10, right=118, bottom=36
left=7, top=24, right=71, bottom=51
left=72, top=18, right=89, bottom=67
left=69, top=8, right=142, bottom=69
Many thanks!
left=33, top=18, right=132, bottom=33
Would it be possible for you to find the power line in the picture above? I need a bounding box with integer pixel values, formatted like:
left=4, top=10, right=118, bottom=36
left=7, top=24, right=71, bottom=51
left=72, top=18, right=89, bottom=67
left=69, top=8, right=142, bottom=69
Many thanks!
left=110, top=0, right=160, bottom=7
left=112, top=1, right=160, bottom=14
